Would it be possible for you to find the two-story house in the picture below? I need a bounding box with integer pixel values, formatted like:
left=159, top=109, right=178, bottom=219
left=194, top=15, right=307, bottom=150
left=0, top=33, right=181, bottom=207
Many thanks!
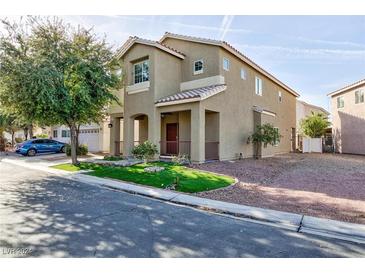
left=328, top=78, right=365, bottom=155
left=109, top=32, right=300, bottom=163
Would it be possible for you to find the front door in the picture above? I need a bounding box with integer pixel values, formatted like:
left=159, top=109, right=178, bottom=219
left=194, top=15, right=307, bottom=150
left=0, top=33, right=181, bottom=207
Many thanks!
left=166, top=123, right=178, bottom=155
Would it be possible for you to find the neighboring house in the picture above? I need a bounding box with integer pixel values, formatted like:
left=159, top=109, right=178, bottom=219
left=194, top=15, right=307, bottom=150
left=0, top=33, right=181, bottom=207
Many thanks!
left=109, top=32, right=300, bottom=163
left=296, top=100, right=330, bottom=150
left=3, top=126, right=49, bottom=144
left=328, top=78, right=365, bottom=155
left=51, top=121, right=110, bottom=153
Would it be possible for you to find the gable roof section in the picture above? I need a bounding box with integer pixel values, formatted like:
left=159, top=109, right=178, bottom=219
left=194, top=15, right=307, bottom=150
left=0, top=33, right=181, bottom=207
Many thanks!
left=160, top=32, right=300, bottom=98
left=116, top=36, right=185, bottom=60
left=327, top=78, right=365, bottom=97
left=155, top=84, right=226, bottom=107
left=297, top=100, right=330, bottom=115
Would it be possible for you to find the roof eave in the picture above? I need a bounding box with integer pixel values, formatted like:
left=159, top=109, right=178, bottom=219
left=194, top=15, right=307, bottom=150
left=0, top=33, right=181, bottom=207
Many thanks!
left=116, top=37, right=185, bottom=60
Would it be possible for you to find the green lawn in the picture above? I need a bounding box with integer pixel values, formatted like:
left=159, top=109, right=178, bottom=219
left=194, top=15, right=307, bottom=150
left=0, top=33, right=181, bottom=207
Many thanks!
left=52, top=162, right=235, bottom=193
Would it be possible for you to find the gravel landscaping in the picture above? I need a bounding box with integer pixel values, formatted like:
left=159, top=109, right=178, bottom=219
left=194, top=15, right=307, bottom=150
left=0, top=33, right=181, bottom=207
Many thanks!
left=194, top=153, right=365, bottom=224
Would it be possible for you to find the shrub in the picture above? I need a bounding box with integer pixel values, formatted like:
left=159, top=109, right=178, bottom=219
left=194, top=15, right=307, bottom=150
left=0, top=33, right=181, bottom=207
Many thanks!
left=65, top=144, right=88, bottom=156
left=172, top=154, right=191, bottom=165
left=131, top=141, right=158, bottom=163
left=36, top=133, right=48, bottom=138
left=15, top=137, right=24, bottom=143
left=250, top=123, right=281, bottom=159
left=103, top=155, right=124, bottom=161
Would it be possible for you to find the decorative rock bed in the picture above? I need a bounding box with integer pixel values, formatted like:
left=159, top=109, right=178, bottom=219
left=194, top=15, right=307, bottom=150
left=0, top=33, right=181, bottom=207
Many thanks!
left=144, top=166, right=165, bottom=173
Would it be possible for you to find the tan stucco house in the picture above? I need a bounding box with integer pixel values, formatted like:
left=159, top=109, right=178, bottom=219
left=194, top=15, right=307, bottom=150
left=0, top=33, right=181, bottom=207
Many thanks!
left=109, top=32, right=300, bottom=163
left=296, top=100, right=330, bottom=150
left=328, top=78, right=365, bottom=155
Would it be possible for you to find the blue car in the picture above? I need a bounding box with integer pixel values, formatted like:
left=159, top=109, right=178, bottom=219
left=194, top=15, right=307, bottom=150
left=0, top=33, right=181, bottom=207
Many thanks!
left=16, top=139, right=66, bottom=156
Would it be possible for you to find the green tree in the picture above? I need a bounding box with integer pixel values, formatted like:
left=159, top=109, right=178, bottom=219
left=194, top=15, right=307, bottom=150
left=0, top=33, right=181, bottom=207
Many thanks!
left=300, top=112, right=330, bottom=138
left=0, top=111, right=23, bottom=145
left=0, top=17, right=122, bottom=164
left=250, top=123, right=281, bottom=159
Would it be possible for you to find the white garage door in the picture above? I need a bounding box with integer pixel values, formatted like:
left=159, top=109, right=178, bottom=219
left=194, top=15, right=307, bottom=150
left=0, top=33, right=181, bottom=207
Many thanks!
left=79, top=128, right=100, bottom=152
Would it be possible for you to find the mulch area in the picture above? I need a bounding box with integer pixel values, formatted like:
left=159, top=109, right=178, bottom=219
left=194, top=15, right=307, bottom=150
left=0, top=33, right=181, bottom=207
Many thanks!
left=193, top=153, right=365, bottom=224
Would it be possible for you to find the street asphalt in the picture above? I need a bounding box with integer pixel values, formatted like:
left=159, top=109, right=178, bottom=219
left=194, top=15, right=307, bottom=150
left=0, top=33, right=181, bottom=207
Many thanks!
left=1, top=161, right=365, bottom=258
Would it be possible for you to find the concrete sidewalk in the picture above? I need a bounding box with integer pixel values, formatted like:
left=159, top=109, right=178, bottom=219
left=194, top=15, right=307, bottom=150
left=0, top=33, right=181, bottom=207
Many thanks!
left=2, top=157, right=365, bottom=244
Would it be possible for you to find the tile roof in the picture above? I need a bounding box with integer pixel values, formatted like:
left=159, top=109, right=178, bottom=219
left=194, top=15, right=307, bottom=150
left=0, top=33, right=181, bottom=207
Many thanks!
left=327, top=78, right=365, bottom=97
left=160, top=32, right=299, bottom=97
left=155, top=84, right=227, bottom=106
left=116, top=36, right=185, bottom=59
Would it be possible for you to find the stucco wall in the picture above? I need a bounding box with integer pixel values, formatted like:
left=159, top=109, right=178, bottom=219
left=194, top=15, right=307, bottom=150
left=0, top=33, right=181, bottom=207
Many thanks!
left=330, top=83, right=365, bottom=155
left=162, top=38, right=220, bottom=83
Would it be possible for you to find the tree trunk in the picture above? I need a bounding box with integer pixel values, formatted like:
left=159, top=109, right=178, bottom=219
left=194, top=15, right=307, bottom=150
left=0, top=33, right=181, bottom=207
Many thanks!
left=29, top=124, right=34, bottom=139
left=76, top=124, right=80, bottom=150
left=11, top=131, right=15, bottom=147
left=23, top=127, right=29, bottom=140
left=70, top=124, right=78, bottom=165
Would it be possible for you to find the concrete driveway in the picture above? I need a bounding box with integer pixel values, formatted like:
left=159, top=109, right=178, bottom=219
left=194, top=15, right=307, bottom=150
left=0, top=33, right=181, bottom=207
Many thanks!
left=1, top=161, right=365, bottom=258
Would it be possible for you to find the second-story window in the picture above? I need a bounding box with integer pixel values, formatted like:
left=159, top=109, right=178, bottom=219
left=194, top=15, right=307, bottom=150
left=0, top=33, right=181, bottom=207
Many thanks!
left=223, top=57, right=230, bottom=71
left=255, top=76, right=263, bottom=96
left=337, top=96, right=344, bottom=108
left=133, top=60, right=149, bottom=84
left=193, top=60, right=204, bottom=75
left=355, top=90, right=364, bottom=104
left=278, top=91, right=282, bottom=103
left=240, top=68, right=246, bottom=80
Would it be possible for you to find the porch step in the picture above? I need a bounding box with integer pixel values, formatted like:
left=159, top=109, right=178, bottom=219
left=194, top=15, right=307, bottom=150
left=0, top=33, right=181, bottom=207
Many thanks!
left=159, top=155, right=174, bottom=162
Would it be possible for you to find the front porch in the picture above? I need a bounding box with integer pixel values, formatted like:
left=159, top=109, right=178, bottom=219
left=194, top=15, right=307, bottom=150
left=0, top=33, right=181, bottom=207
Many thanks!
left=111, top=108, right=220, bottom=163
left=159, top=109, right=220, bottom=161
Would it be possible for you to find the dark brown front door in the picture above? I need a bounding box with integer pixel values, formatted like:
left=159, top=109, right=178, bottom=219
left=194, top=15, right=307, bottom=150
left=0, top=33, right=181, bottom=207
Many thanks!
left=166, top=123, right=178, bottom=155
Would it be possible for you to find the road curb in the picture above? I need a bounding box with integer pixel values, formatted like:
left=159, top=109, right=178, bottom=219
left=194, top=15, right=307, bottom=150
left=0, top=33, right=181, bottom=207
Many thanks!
left=3, top=158, right=365, bottom=244
left=300, top=216, right=365, bottom=244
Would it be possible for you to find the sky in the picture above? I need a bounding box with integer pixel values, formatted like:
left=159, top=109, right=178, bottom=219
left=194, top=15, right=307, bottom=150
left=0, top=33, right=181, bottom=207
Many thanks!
left=2, top=15, right=365, bottom=111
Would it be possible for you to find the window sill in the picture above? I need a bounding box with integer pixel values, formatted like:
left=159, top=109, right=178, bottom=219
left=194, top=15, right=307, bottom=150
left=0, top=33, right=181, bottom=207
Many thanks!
left=193, top=70, right=203, bottom=75
left=126, top=81, right=150, bottom=94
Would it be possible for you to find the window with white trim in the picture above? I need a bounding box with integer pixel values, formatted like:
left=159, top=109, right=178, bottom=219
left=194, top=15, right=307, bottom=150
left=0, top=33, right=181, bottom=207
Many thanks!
left=193, top=60, right=203, bottom=75
left=278, top=91, right=282, bottom=103
left=53, top=130, right=58, bottom=138
left=223, top=58, right=230, bottom=71
left=255, top=77, right=263, bottom=96
left=240, top=68, right=246, bottom=80
left=133, top=60, right=149, bottom=84
left=337, top=96, right=344, bottom=108
left=61, top=130, right=70, bottom=138
left=355, top=90, right=364, bottom=104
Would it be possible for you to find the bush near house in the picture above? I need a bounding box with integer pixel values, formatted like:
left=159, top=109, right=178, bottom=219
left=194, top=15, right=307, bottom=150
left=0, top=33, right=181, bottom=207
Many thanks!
left=65, top=144, right=88, bottom=156
left=131, top=141, right=158, bottom=163
left=250, top=123, right=281, bottom=158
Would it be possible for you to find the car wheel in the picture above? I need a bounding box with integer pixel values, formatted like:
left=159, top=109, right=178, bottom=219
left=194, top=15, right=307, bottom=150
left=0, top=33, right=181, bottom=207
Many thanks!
left=27, top=148, right=36, bottom=157
left=60, top=146, right=66, bottom=153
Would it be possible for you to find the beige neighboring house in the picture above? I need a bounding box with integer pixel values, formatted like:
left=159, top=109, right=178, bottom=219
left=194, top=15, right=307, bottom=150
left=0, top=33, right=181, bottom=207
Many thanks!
left=51, top=121, right=110, bottom=153
left=109, top=32, right=300, bottom=163
left=296, top=100, right=330, bottom=150
left=328, top=78, right=365, bottom=155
